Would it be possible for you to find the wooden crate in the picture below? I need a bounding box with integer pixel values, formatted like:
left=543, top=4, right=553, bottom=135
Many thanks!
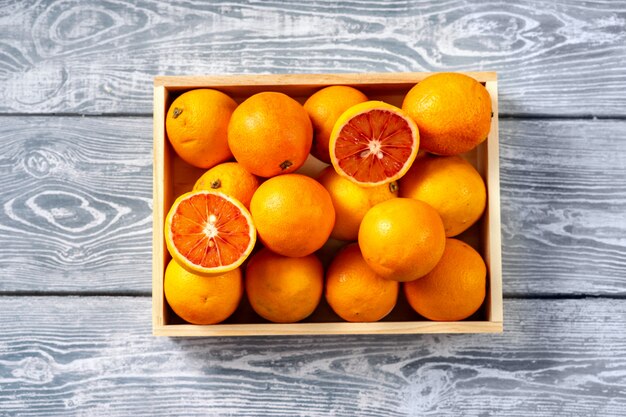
left=152, top=72, right=503, bottom=336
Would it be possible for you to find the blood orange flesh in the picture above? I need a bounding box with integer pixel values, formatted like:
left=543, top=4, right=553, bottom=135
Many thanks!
left=165, top=191, right=256, bottom=276
left=330, top=101, right=419, bottom=187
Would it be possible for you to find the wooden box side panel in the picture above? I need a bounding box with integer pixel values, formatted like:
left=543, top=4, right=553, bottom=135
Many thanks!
left=154, top=321, right=503, bottom=337
left=152, top=85, right=171, bottom=332
left=154, top=72, right=497, bottom=111
left=484, top=80, right=503, bottom=324
left=154, top=72, right=497, bottom=89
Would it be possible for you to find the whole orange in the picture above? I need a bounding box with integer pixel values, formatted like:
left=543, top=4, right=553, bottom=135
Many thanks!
left=358, top=198, right=445, bottom=282
left=193, top=162, right=260, bottom=209
left=399, top=153, right=486, bottom=236
left=245, top=248, right=324, bottom=323
left=404, top=238, right=487, bottom=321
left=164, top=259, right=242, bottom=325
left=250, top=174, right=335, bottom=257
left=325, top=244, right=398, bottom=322
left=402, top=73, right=492, bottom=155
left=227, top=92, right=312, bottom=177
left=317, top=166, right=398, bottom=241
left=303, top=85, right=368, bottom=163
left=166, top=89, right=237, bottom=169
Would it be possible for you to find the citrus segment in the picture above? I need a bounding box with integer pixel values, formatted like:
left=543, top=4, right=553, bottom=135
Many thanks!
left=330, top=101, right=419, bottom=187
left=165, top=191, right=256, bottom=276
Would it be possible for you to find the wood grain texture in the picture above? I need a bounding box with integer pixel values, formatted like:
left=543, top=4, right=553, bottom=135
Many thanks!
left=0, top=116, right=152, bottom=292
left=1, top=1, right=624, bottom=414
left=1, top=0, right=625, bottom=115
left=1, top=116, right=625, bottom=296
left=500, top=119, right=626, bottom=296
left=0, top=296, right=625, bottom=416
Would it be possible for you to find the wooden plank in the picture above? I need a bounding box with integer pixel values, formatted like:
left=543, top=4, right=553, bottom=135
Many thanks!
left=0, top=116, right=152, bottom=293
left=500, top=119, right=626, bottom=296
left=0, top=296, right=625, bottom=416
left=1, top=116, right=624, bottom=295
left=1, top=0, right=625, bottom=115
left=0, top=117, right=626, bottom=295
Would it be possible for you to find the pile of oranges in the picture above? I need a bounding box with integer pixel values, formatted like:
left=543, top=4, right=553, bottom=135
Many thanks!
left=163, top=73, right=492, bottom=325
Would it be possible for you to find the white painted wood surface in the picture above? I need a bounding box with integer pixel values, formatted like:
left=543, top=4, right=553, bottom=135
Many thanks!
left=0, top=0, right=625, bottom=414
left=1, top=297, right=625, bottom=416
left=499, top=119, right=626, bottom=296
left=0, top=0, right=625, bottom=115
left=1, top=117, right=624, bottom=295
left=0, top=117, right=152, bottom=293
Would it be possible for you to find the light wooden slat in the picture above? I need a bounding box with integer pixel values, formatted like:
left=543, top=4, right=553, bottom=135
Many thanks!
left=0, top=296, right=625, bottom=416
left=1, top=116, right=624, bottom=295
left=1, top=0, right=625, bottom=115
left=152, top=86, right=168, bottom=326
left=484, top=80, right=503, bottom=321
left=153, top=321, right=503, bottom=337
left=154, top=71, right=497, bottom=89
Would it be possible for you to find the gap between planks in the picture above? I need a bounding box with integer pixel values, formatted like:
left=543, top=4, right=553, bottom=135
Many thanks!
left=504, top=293, right=626, bottom=300
left=0, top=291, right=151, bottom=297
left=1, top=113, right=626, bottom=121
left=1, top=293, right=625, bottom=300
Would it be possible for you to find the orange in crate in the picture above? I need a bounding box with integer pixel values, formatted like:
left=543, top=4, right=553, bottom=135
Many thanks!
left=153, top=72, right=502, bottom=336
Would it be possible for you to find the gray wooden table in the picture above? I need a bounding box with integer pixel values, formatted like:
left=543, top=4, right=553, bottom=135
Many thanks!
left=1, top=1, right=625, bottom=415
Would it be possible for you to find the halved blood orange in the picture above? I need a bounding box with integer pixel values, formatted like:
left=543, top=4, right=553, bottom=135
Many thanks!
left=164, top=191, right=256, bottom=276
left=329, top=101, right=419, bottom=187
